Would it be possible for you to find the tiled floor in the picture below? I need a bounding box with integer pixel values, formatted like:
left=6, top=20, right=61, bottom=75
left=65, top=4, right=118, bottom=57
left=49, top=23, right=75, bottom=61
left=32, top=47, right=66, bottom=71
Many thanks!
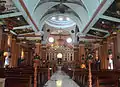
left=44, top=66, right=80, bottom=87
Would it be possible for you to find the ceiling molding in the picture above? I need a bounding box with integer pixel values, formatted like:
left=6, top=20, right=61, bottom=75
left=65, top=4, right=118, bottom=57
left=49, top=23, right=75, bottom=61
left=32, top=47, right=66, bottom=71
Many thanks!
left=91, top=27, right=109, bottom=33
left=82, top=0, right=114, bottom=34
left=19, top=0, right=39, bottom=31
left=10, top=30, right=17, bottom=35
left=33, top=0, right=87, bottom=13
left=17, top=32, right=35, bottom=36
left=63, top=3, right=89, bottom=25
left=13, top=25, right=32, bottom=30
left=86, top=34, right=104, bottom=38
left=79, top=38, right=102, bottom=41
left=38, top=13, right=82, bottom=32
left=100, top=15, right=120, bottom=23
left=0, top=12, right=23, bottom=19
left=104, top=33, right=110, bottom=38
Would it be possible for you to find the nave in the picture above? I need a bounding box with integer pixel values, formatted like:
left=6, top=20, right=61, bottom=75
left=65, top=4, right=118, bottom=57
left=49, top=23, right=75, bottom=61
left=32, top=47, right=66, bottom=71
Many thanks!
left=44, top=66, right=80, bottom=87
left=0, top=0, right=120, bottom=87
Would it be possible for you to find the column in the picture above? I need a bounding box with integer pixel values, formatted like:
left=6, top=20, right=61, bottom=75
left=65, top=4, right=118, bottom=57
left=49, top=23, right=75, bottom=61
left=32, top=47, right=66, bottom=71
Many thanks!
left=117, top=33, right=120, bottom=56
left=11, top=38, right=17, bottom=67
left=96, top=77, right=99, bottom=87
left=4, top=34, right=12, bottom=68
left=0, top=28, right=2, bottom=49
left=35, top=43, right=41, bottom=55
left=0, top=34, right=8, bottom=67
left=74, top=45, right=79, bottom=67
left=11, top=38, right=21, bottom=67
left=111, top=35, right=117, bottom=69
left=74, top=45, right=79, bottom=61
left=41, top=44, right=47, bottom=61
left=88, top=60, right=92, bottom=87
left=99, top=42, right=108, bottom=69
left=16, top=44, right=21, bottom=66
left=115, top=33, right=120, bottom=69
left=79, top=44, right=85, bottom=63
left=0, top=29, right=3, bottom=68
left=28, top=48, right=34, bottom=66
left=1, top=34, right=8, bottom=50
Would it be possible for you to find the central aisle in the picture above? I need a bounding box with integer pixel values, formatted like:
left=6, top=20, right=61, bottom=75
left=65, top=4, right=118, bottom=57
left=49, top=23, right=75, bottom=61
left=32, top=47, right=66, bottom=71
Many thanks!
left=44, top=66, right=80, bottom=87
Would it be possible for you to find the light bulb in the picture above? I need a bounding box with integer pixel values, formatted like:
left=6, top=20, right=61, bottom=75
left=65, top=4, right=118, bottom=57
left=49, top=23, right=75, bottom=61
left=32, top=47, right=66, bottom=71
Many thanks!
left=48, top=37, right=54, bottom=43
left=66, top=37, right=72, bottom=43
left=57, top=53, right=62, bottom=58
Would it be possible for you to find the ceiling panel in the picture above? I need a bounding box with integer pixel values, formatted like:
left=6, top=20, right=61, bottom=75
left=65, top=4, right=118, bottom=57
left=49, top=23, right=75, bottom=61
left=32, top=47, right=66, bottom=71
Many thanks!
left=12, top=28, right=34, bottom=35
left=103, top=0, right=120, bottom=19
left=93, top=18, right=120, bottom=33
left=0, top=0, right=19, bottom=15
left=87, top=29, right=108, bottom=37
left=3, top=15, right=29, bottom=27
left=17, top=37, right=41, bottom=43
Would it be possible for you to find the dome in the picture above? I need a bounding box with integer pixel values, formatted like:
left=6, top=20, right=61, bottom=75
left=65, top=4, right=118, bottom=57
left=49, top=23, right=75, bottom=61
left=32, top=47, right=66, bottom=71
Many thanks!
left=46, top=15, right=76, bottom=28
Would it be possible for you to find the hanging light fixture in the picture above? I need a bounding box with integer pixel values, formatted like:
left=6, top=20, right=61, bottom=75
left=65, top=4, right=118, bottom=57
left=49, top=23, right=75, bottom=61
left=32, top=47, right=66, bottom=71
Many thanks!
left=58, top=16, right=63, bottom=21
left=57, top=53, right=63, bottom=58
left=48, top=37, right=54, bottom=43
left=66, top=37, right=72, bottom=43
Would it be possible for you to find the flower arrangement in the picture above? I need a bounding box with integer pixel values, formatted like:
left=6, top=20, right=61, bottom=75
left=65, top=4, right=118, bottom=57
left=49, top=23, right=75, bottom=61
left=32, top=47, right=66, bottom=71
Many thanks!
left=86, top=54, right=93, bottom=60
left=34, top=54, right=40, bottom=64
left=34, top=55, right=40, bottom=60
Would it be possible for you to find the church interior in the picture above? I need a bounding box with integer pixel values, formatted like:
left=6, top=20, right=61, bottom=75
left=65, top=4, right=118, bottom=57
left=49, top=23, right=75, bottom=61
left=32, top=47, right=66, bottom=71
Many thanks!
left=0, top=0, right=120, bottom=87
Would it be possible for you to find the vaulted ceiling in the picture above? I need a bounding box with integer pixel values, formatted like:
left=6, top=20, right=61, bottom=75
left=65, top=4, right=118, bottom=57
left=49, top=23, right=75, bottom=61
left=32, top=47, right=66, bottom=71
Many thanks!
left=0, top=0, right=119, bottom=44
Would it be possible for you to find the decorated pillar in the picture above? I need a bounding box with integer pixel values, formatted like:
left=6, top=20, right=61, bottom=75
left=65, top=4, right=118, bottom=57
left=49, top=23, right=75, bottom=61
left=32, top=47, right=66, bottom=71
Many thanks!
left=96, top=77, right=99, bottom=87
left=33, top=55, right=40, bottom=87
left=86, top=53, right=93, bottom=87
left=88, top=60, right=92, bottom=87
